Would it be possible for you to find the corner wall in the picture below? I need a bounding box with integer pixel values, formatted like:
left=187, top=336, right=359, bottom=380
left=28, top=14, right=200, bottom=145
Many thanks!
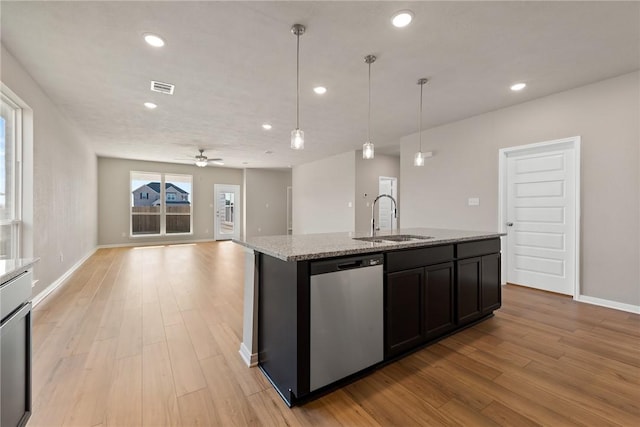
left=98, top=157, right=243, bottom=245
left=292, top=151, right=356, bottom=234
left=1, top=45, right=98, bottom=297
left=400, top=71, right=640, bottom=306
left=244, top=169, right=291, bottom=237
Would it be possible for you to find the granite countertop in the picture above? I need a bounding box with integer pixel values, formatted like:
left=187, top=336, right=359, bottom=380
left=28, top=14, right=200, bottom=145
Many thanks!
left=233, top=228, right=505, bottom=261
left=0, top=258, right=39, bottom=284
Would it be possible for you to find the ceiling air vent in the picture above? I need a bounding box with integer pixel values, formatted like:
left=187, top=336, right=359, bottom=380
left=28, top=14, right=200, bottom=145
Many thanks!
left=150, top=80, right=175, bottom=95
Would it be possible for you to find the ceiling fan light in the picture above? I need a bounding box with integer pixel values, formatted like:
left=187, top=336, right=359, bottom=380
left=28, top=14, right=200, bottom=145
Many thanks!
left=195, top=159, right=208, bottom=168
left=291, top=128, right=304, bottom=150
left=363, top=141, right=374, bottom=159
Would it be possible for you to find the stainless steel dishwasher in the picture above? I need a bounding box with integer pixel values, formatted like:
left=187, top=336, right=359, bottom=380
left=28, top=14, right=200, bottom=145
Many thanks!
left=309, top=254, right=383, bottom=392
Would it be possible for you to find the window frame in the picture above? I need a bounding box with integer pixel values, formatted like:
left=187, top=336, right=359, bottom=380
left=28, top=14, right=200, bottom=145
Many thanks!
left=130, top=171, right=193, bottom=237
left=0, top=89, right=23, bottom=260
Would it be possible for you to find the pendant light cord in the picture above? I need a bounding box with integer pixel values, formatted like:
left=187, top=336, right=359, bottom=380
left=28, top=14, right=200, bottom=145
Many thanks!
left=296, top=32, right=300, bottom=129
left=419, top=81, right=423, bottom=152
left=368, top=61, right=371, bottom=142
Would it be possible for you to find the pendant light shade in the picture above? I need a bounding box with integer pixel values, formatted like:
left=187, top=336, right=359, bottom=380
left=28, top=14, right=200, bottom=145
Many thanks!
left=363, top=55, right=376, bottom=159
left=291, top=129, right=304, bottom=150
left=291, top=24, right=305, bottom=150
left=363, top=142, right=374, bottom=159
left=414, top=78, right=428, bottom=167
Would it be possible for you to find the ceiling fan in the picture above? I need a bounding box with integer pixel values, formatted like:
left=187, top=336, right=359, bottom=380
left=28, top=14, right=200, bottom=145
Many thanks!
left=193, top=149, right=224, bottom=167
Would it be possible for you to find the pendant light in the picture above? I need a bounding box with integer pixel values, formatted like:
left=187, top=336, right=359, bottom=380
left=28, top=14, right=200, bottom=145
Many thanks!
left=363, top=55, right=376, bottom=160
left=414, top=78, right=428, bottom=166
left=291, top=24, right=305, bottom=150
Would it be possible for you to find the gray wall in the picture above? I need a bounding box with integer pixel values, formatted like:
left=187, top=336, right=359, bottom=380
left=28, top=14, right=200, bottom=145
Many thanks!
left=292, top=151, right=356, bottom=234
left=1, top=45, right=98, bottom=297
left=400, top=71, right=640, bottom=306
left=244, top=168, right=291, bottom=237
left=355, top=151, right=400, bottom=233
left=98, top=157, right=243, bottom=245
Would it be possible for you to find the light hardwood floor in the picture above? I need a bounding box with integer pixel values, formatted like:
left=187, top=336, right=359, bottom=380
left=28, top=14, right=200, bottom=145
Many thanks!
left=29, top=242, right=639, bottom=426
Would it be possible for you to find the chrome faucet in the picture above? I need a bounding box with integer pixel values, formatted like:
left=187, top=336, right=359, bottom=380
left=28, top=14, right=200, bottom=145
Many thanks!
left=371, top=194, right=397, bottom=237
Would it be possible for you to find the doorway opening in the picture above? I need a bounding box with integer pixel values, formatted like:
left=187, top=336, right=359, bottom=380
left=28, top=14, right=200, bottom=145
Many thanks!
left=214, top=184, right=240, bottom=241
left=378, top=176, right=398, bottom=231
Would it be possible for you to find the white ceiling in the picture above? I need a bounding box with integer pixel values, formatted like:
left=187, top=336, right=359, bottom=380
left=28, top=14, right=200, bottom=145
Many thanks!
left=2, top=1, right=638, bottom=169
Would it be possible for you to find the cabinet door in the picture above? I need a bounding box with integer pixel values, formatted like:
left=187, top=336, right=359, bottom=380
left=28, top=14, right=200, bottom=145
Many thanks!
left=456, top=257, right=482, bottom=325
left=424, top=262, right=455, bottom=339
left=386, top=268, right=424, bottom=358
left=481, top=253, right=501, bottom=313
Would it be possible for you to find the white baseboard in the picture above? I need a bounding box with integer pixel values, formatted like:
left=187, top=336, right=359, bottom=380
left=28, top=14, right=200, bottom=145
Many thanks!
left=32, top=247, right=97, bottom=307
left=97, top=238, right=217, bottom=249
left=239, top=342, right=258, bottom=368
left=575, top=294, right=640, bottom=314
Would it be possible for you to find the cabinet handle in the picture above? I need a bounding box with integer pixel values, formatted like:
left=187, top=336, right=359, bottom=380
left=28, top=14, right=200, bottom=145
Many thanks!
left=506, top=222, right=514, bottom=227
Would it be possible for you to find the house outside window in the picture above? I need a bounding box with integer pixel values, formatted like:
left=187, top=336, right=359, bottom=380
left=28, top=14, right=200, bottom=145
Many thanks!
left=0, top=90, right=22, bottom=259
left=130, top=172, right=192, bottom=236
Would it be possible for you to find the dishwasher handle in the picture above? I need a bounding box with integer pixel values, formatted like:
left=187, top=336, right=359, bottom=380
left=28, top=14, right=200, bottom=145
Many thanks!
left=310, top=254, right=383, bottom=275
left=337, top=260, right=363, bottom=270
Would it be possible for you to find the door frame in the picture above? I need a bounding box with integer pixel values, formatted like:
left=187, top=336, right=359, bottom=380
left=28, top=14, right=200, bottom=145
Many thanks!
left=498, top=136, right=581, bottom=298
left=214, top=184, right=241, bottom=241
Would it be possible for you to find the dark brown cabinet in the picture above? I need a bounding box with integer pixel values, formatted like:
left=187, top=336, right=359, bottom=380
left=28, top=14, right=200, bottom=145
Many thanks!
left=386, top=268, right=425, bottom=357
left=456, top=257, right=483, bottom=324
left=385, top=262, right=455, bottom=358
left=424, top=262, right=455, bottom=339
left=456, top=240, right=502, bottom=325
left=386, top=239, right=501, bottom=359
left=481, top=253, right=501, bottom=314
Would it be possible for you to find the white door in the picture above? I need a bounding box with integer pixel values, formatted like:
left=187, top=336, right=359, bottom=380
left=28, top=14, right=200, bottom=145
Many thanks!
left=214, top=184, right=240, bottom=240
left=504, top=140, right=578, bottom=295
left=378, top=177, right=398, bottom=231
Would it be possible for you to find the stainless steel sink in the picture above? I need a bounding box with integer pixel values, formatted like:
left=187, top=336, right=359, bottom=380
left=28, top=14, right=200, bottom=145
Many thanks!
left=354, top=234, right=434, bottom=243
left=353, top=237, right=386, bottom=243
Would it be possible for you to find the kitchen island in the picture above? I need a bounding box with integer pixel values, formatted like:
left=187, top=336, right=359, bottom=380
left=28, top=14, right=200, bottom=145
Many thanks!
left=234, top=228, right=504, bottom=406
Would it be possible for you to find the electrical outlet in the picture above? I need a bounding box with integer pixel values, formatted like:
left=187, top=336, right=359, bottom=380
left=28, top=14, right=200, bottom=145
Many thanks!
left=121, top=232, right=126, bottom=237
left=205, top=229, right=209, bottom=234
left=348, top=201, right=353, bottom=208
left=468, top=197, right=480, bottom=206
left=59, top=252, right=64, bottom=263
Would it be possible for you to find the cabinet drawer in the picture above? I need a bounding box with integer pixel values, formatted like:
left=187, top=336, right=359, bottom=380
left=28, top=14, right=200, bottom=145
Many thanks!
left=386, top=245, right=453, bottom=273
left=456, top=239, right=500, bottom=259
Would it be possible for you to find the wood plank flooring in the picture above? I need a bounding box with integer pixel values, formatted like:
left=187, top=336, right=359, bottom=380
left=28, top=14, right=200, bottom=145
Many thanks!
left=29, top=242, right=639, bottom=426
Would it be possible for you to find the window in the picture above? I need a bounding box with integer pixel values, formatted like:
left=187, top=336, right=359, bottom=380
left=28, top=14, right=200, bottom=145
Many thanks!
left=0, top=91, right=22, bottom=260
left=130, top=172, right=192, bottom=236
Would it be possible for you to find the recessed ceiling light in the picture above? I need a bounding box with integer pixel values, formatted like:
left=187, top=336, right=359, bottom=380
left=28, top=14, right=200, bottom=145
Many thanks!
left=143, top=33, right=165, bottom=48
left=510, top=82, right=527, bottom=91
left=242, top=162, right=249, bottom=165
left=262, top=123, right=272, bottom=130
left=313, top=86, right=327, bottom=95
left=391, top=10, right=414, bottom=28
left=143, top=102, right=157, bottom=109
left=265, top=150, right=273, bottom=155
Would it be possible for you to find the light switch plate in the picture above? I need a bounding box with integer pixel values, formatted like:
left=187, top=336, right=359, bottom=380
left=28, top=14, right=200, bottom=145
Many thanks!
left=468, top=197, right=480, bottom=206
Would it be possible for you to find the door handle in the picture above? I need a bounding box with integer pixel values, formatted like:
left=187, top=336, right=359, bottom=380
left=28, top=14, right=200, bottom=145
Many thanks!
left=506, top=222, right=514, bottom=227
